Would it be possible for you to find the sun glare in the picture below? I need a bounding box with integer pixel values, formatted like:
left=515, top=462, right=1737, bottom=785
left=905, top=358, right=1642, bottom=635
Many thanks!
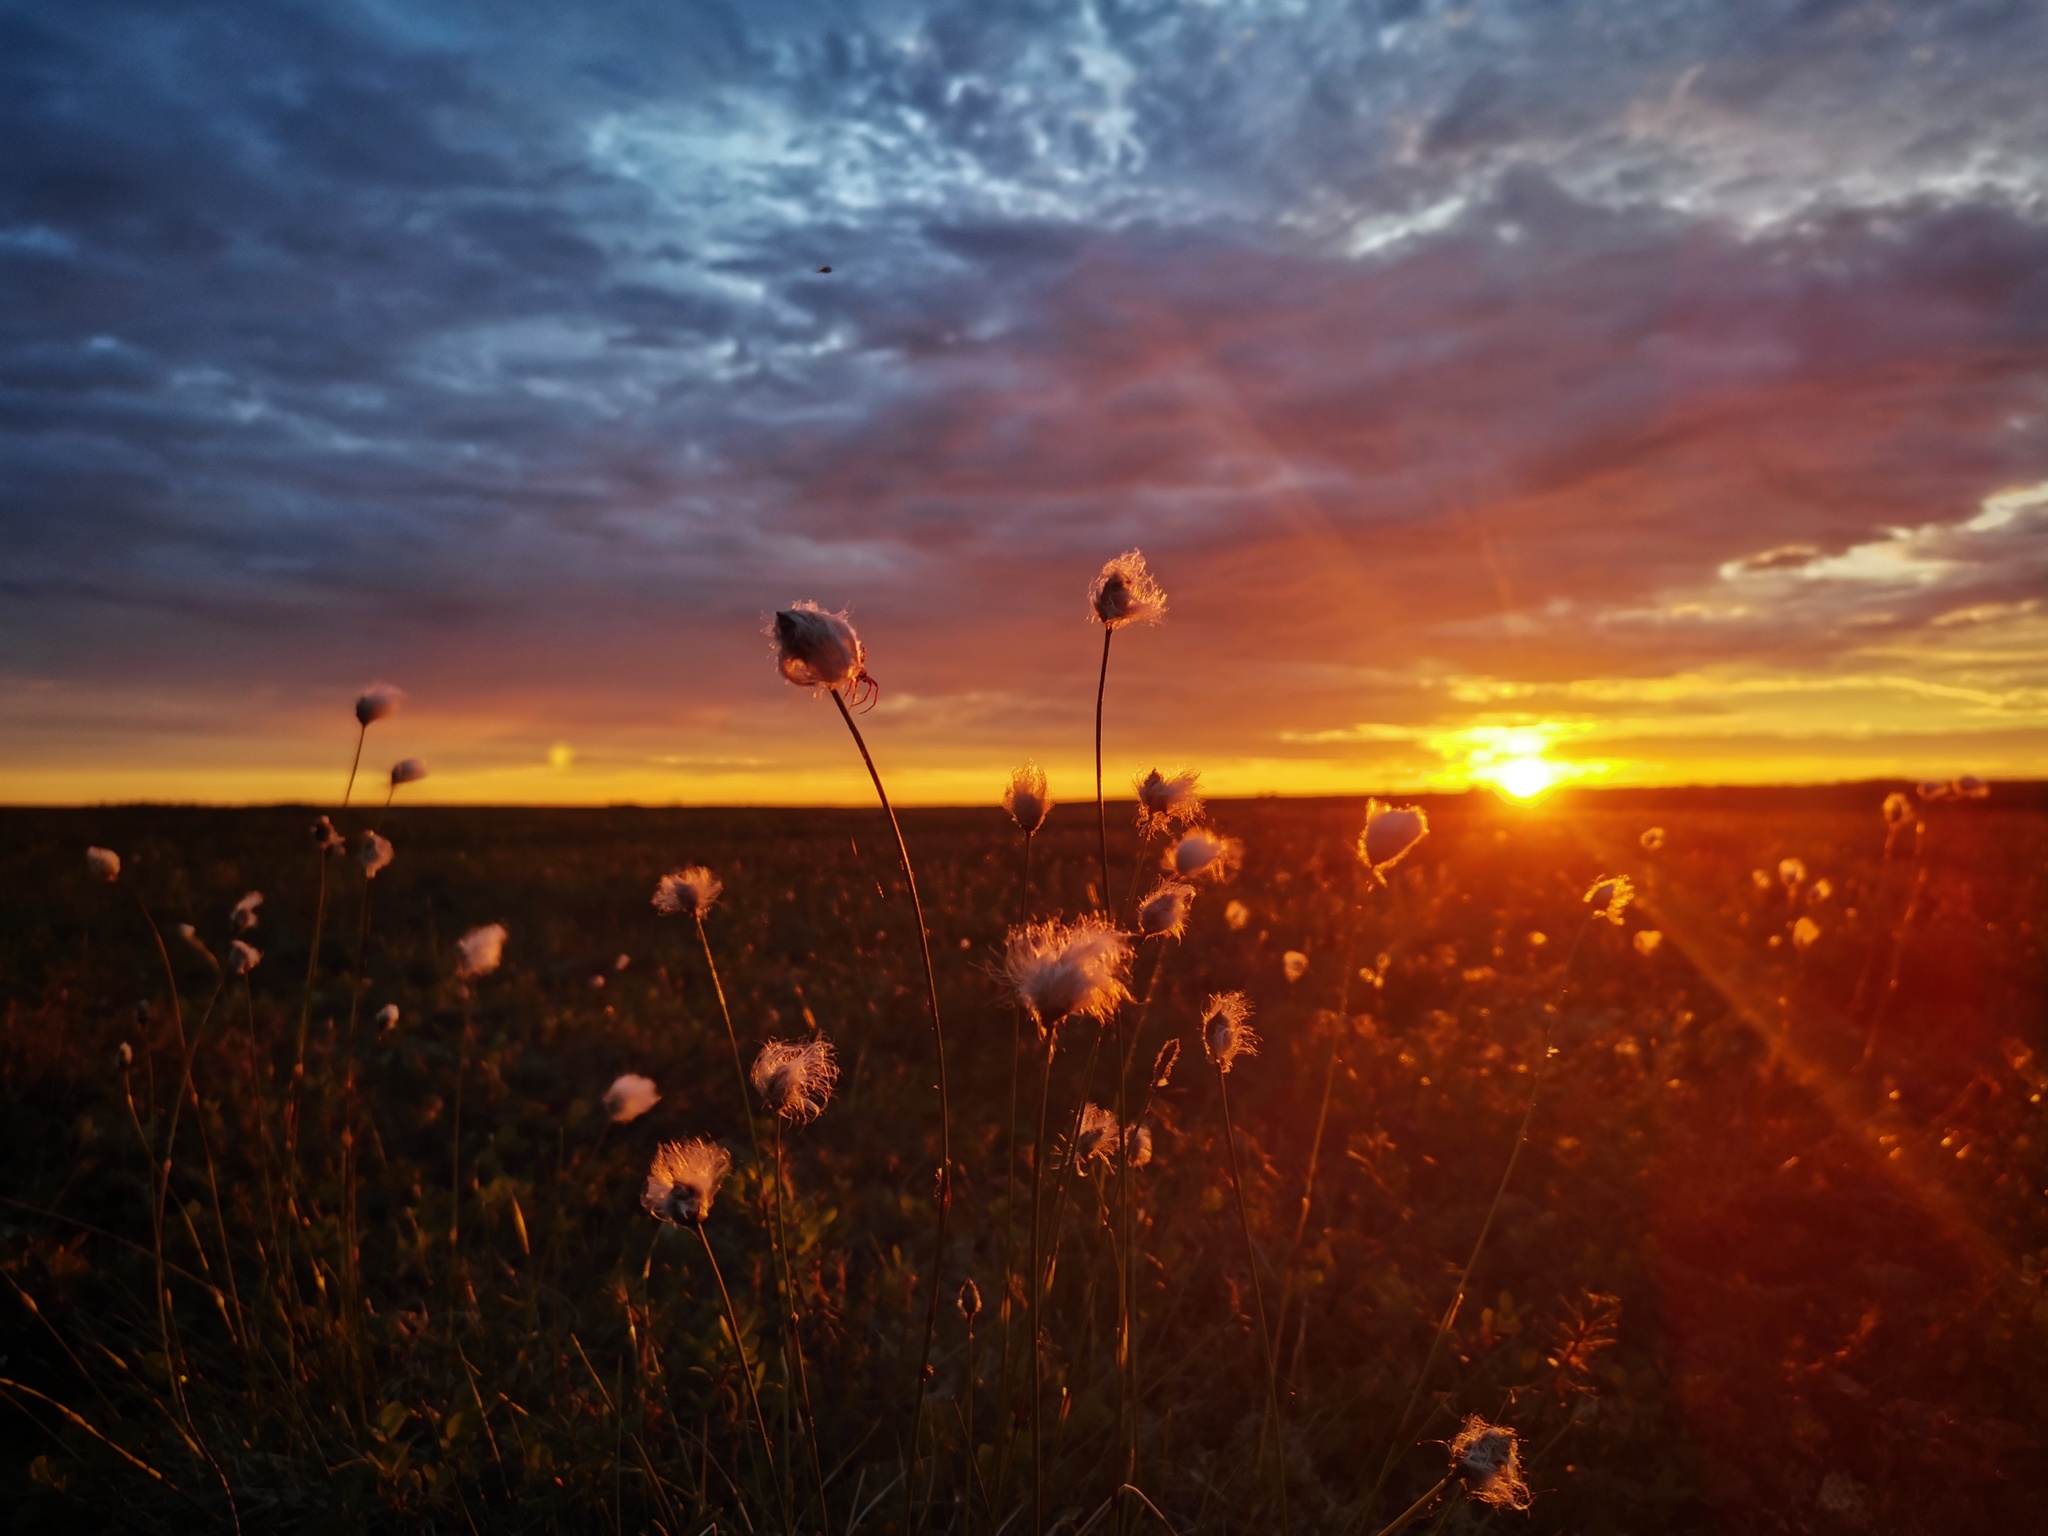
left=1483, top=754, right=1571, bottom=801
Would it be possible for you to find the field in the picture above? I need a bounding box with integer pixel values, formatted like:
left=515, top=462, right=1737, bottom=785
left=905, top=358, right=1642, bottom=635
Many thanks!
left=1, top=786, right=2044, bottom=1534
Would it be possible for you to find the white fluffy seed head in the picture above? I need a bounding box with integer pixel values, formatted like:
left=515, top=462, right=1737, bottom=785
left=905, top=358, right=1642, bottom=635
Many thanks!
left=750, top=1036, right=840, bottom=1124
left=1639, top=826, right=1666, bottom=852
left=1633, top=930, right=1663, bottom=957
left=1584, top=875, right=1634, bottom=925
left=652, top=866, right=723, bottom=920
left=1088, top=549, right=1167, bottom=629
left=1778, top=857, right=1806, bottom=889
left=1123, top=1124, right=1154, bottom=1169
left=1224, top=899, right=1250, bottom=931
left=1359, top=801, right=1428, bottom=876
left=770, top=601, right=869, bottom=692
left=457, top=923, right=507, bottom=979
left=642, top=1138, right=733, bottom=1226
left=1201, top=991, right=1258, bottom=1074
left=1449, top=1417, right=1532, bottom=1510
left=311, top=815, right=345, bottom=854
left=1166, top=828, right=1241, bottom=883
left=227, top=940, right=261, bottom=975
left=1792, top=916, right=1821, bottom=952
left=375, top=1004, right=401, bottom=1031
left=1004, top=762, right=1053, bottom=835
left=1136, top=879, right=1197, bottom=941
left=604, top=1073, right=661, bottom=1123
left=1282, top=950, right=1308, bottom=983
left=85, top=846, right=121, bottom=882
left=1133, top=768, right=1203, bottom=834
left=355, top=683, right=405, bottom=727
left=358, top=832, right=394, bottom=879
left=1004, top=915, right=1134, bottom=1032
left=1071, top=1103, right=1120, bottom=1172
left=1917, top=779, right=1953, bottom=802
left=1953, top=774, right=1989, bottom=799
left=231, top=890, right=263, bottom=933
left=389, top=758, right=429, bottom=787
left=1881, top=791, right=1912, bottom=826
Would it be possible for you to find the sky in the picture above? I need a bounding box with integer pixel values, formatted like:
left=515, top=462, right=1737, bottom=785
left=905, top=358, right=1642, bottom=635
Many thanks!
left=2, top=0, right=2045, bottom=806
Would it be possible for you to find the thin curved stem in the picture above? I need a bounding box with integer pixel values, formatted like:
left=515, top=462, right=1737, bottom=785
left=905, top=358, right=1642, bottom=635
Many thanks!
left=828, top=688, right=951, bottom=1533
left=692, top=1221, right=786, bottom=1528
left=774, top=1121, right=832, bottom=1536
left=1218, top=1067, right=1287, bottom=1535
left=1094, top=626, right=1113, bottom=911
left=1028, top=1033, right=1056, bottom=1536
left=1366, top=1475, right=1452, bottom=1536
left=697, top=913, right=762, bottom=1163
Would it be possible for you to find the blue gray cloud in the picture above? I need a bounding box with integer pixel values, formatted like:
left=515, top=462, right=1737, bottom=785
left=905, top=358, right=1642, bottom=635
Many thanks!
left=2, top=0, right=2044, bottom=799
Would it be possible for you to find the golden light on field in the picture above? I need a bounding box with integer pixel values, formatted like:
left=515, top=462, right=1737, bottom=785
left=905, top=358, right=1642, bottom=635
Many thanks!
left=1481, top=754, right=1573, bottom=802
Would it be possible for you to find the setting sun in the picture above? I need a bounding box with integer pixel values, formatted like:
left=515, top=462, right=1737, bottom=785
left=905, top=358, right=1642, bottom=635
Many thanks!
left=1481, top=754, right=1571, bottom=801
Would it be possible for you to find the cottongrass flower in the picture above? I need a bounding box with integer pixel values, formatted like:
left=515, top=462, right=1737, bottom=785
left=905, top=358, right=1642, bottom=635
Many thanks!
left=1004, top=762, right=1053, bottom=836
left=652, top=866, right=723, bottom=919
left=1917, top=779, right=1953, bottom=802
left=1358, top=800, right=1428, bottom=878
left=751, top=1036, right=840, bottom=1125
left=1123, top=1124, right=1154, bottom=1169
left=227, top=940, right=261, bottom=976
left=1070, top=1103, right=1120, bottom=1172
left=389, top=758, right=428, bottom=787
left=1750, top=868, right=1774, bottom=892
left=375, top=1004, right=400, bottom=1032
left=1584, top=875, right=1634, bottom=925
left=1633, top=930, right=1664, bottom=957
left=1135, top=879, right=1196, bottom=941
left=456, top=923, right=507, bottom=979
left=1793, top=916, right=1821, bottom=952
left=1640, top=826, right=1666, bottom=852
left=358, top=832, right=394, bottom=879
left=117, top=1041, right=134, bottom=1069
left=175, top=923, right=215, bottom=964
left=957, top=1277, right=982, bottom=1325
left=1133, top=767, right=1202, bottom=833
left=1811, top=877, right=1834, bottom=903
left=1224, top=899, right=1250, bottom=931
left=311, top=815, right=345, bottom=854
left=770, top=600, right=872, bottom=700
left=231, top=891, right=263, bottom=933
left=1201, top=991, right=1258, bottom=1073
left=1283, top=950, right=1309, bottom=982
left=85, top=846, right=120, bottom=882
left=1954, top=774, right=1989, bottom=799
left=604, top=1073, right=661, bottom=1124
left=1779, top=857, right=1807, bottom=890
left=641, top=1138, right=733, bottom=1226
left=1449, top=1416, right=1532, bottom=1510
left=1882, top=792, right=1913, bottom=826
left=1005, top=915, right=1134, bottom=1032
left=1088, top=549, right=1167, bottom=629
left=355, top=682, right=405, bottom=726
left=1166, top=827, right=1241, bottom=882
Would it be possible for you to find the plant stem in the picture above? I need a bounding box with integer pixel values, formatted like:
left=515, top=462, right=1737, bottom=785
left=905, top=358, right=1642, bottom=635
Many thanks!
left=1028, top=1032, right=1056, bottom=1536
left=1366, top=1475, right=1451, bottom=1536
left=692, top=1221, right=785, bottom=1529
left=1094, top=626, right=1113, bottom=910
left=1217, top=1067, right=1287, bottom=1534
left=773, top=1120, right=832, bottom=1535
left=697, top=913, right=762, bottom=1163
left=829, top=688, right=952, bottom=1533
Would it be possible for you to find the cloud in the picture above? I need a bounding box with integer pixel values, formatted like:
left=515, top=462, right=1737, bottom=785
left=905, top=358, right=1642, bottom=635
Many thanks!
left=1, top=0, right=2045, bottom=799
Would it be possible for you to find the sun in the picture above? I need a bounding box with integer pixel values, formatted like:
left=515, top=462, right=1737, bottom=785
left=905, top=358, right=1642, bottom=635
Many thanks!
left=1481, top=754, right=1572, bottom=802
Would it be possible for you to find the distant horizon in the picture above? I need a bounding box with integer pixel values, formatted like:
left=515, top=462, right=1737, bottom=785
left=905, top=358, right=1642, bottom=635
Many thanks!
left=12, top=775, right=2040, bottom=815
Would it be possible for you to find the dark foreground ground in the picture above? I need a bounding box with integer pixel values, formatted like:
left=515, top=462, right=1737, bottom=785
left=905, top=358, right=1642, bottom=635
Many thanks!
left=1, top=786, right=2044, bottom=1533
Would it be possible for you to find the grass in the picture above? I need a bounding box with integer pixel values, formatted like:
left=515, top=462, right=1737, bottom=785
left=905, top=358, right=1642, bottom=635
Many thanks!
left=1, top=785, right=2044, bottom=1533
